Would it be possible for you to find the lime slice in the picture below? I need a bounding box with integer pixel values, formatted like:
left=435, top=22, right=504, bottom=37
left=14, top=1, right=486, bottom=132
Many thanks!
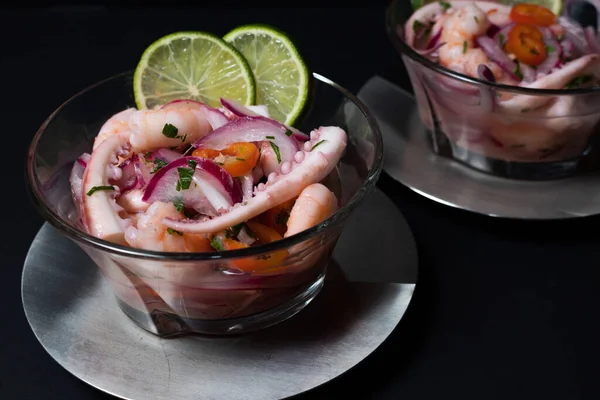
left=223, top=24, right=310, bottom=126
left=497, top=0, right=562, bottom=15
left=133, top=31, right=256, bottom=110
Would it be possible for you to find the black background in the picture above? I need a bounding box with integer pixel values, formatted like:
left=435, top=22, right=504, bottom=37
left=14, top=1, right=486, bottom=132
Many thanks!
left=2, top=2, right=600, bottom=399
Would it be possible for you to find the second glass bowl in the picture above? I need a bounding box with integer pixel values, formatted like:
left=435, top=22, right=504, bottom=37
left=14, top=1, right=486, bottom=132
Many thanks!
left=386, top=0, right=600, bottom=180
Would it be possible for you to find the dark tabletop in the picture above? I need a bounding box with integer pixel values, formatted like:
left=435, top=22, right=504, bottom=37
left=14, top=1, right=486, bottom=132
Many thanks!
left=3, top=2, right=600, bottom=399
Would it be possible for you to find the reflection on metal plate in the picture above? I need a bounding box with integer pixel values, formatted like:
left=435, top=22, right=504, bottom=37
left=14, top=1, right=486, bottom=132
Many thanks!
left=358, top=75, right=600, bottom=220
left=22, top=188, right=417, bottom=400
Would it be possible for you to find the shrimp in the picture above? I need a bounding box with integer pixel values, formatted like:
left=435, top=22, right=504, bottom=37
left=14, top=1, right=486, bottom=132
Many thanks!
left=124, top=202, right=212, bottom=252
left=93, top=108, right=136, bottom=150
left=284, top=183, right=338, bottom=238
left=128, top=107, right=213, bottom=153
left=438, top=3, right=507, bottom=82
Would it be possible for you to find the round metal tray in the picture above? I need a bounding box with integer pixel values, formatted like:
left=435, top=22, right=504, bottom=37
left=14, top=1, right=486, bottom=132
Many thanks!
left=358, top=75, right=600, bottom=220
left=22, top=188, right=418, bottom=400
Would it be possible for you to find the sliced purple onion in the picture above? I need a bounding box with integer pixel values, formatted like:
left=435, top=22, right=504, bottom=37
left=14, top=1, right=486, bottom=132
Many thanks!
left=561, top=38, right=577, bottom=59
left=161, top=99, right=230, bottom=130
left=415, top=41, right=446, bottom=57
left=477, top=64, right=496, bottom=112
left=487, top=24, right=501, bottom=38
left=237, top=225, right=256, bottom=246
left=221, top=98, right=262, bottom=118
left=192, top=117, right=299, bottom=165
left=537, top=28, right=563, bottom=75
left=475, top=35, right=519, bottom=80
left=246, top=105, right=270, bottom=118
left=142, top=156, right=242, bottom=214
left=561, top=16, right=590, bottom=54
left=77, top=156, right=88, bottom=168
left=493, top=23, right=515, bottom=48
left=426, top=29, right=442, bottom=50
left=520, top=63, right=537, bottom=83
left=134, top=159, right=152, bottom=189
left=584, top=26, right=600, bottom=53
left=239, top=174, right=254, bottom=202
left=152, top=148, right=183, bottom=163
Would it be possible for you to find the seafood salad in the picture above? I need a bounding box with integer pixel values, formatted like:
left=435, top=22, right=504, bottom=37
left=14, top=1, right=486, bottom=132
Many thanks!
left=403, top=1, right=600, bottom=165
left=69, top=98, right=347, bottom=258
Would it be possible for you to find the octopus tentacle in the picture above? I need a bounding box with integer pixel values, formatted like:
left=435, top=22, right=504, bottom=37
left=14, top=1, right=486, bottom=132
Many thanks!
left=81, top=131, right=133, bottom=244
left=162, top=126, right=348, bottom=234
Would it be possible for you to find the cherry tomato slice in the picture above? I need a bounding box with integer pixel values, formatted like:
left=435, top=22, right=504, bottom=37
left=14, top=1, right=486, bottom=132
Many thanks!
left=257, top=198, right=296, bottom=236
left=192, top=142, right=260, bottom=178
left=505, top=23, right=547, bottom=66
left=509, top=4, right=556, bottom=27
left=211, top=222, right=288, bottom=273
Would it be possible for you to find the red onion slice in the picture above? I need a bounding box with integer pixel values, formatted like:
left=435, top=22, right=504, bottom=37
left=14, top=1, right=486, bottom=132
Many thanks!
left=246, top=105, right=270, bottom=118
left=192, top=117, right=299, bottom=165
left=537, top=28, right=563, bottom=74
left=560, top=16, right=590, bottom=54
left=161, top=99, right=230, bottom=130
left=142, top=156, right=242, bottom=214
left=475, top=35, right=520, bottom=80
left=493, top=23, right=515, bottom=47
left=221, top=98, right=262, bottom=118
left=477, top=64, right=496, bottom=112
left=152, top=148, right=183, bottom=163
left=584, top=26, right=600, bottom=53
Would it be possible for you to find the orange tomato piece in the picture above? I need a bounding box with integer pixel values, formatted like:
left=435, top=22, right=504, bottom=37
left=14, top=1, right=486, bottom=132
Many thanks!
left=210, top=222, right=288, bottom=273
left=258, top=198, right=296, bottom=236
left=509, top=4, right=556, bottom=27
left=505, top=23, right=547, bottom=66
left=192, top=142, right=260, bottom=177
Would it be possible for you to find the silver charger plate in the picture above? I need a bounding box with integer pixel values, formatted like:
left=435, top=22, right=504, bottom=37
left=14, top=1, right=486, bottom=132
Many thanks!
left=21, top=188, right=418, bottom=400
left=358, top=75, right=600, bottom=220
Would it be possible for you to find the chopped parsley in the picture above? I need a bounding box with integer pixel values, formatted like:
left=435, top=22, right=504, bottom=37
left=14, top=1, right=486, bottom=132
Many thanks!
left=473, top=16, right=478, bottom=23
left=167, top=228, right=183, bottom=236
left=151, top=158, right=168, bottom=173
left=498, top=34, right=505, bottom=48
left=265, top=135, right=275, bottom=140
left=566, top=75, right=594, bottom=89
left=162, top=123, right=179, bottom=138
left=86, top=185, right=115, bottom=196
left=173, top=198, right=184, bottom=213
left=269, top=141, right=281, bottom=163
left=439, top=1, right=451, bottom=10
left=412, top=20, right=425, bottom=34
left=462, top=40, right=467, bottom=54
left=546, top=45, right=555, bottom=54
left=175, top=160, right=197, bottom=191
left=236, top=157, right=246, bottom=161
left=311, top=140, right=326, bottom=151
left=161, top=123, right=188, bottom=142
left=514, top=62, right=523, bottom=80
left=285, top=129, right=292, bottom=137
left=210, top=235, right=225, bottom=251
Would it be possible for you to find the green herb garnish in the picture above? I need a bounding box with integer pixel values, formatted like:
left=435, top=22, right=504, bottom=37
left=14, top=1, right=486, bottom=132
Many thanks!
left=269, top=141, right=281, bottom=163
left=498, top=34, right=505, bottom=48
left=285, top=129, right=292, bottom=137
left=176, top=163, right=196, bottom=191
left=473, top=16, right=478, bottom=23
left=514, top=63, right=523, bottom=80
left=162, top=123, right=178, bottom=138
left=311, top=140, right=326, bottom=151
left=151, top=158, right=168, bottom=173
left=462, top=40, right=467, bottom=54
left=566, top=75, right=594, bottom=89
left=266, top=135, right=275, bottom=140
left=210, top=235, right=225, bottom=251
left=546, top=45, right=555, bottom=54
left=173, top=198, right=184, bottom=213
left=167, top=228, right=183, bottom=236
left=439, top=1, right=451, bottom=10
left=86, top=185, right=114, bottom=196
left=236, top=157, right=246, bottom=161
left=412, top=20, right=425, bottom=34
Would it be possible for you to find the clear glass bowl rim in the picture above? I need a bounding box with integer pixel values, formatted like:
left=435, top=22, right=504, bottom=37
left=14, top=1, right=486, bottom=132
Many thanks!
left=25, top=70, right=384, bottom=261
left=385, top=0, right=600, bottom=96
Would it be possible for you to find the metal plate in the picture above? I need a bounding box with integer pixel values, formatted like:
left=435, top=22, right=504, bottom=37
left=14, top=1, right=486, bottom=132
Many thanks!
left=358, top=75, right=600, bottom=220
left=21, top=188, right=417, bottom=400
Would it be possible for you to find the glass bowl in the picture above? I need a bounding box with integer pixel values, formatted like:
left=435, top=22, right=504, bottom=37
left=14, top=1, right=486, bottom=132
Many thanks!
left=25, top=71, right=383, bottom=337
left=386, top=0, right=600, bottom=180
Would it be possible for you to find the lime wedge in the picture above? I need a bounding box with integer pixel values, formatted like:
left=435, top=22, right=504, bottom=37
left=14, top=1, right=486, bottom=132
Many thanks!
left=497, top=0, right=562, bottom=15
left=223, top=24, right=310, bottom=126
left=133, top=31, right=256, bottom=110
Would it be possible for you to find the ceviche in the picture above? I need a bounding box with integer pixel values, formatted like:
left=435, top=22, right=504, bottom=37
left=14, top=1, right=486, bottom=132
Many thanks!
left=403, top=0, right=600, bottom=168
left=69, top=98, right=347, bottom=258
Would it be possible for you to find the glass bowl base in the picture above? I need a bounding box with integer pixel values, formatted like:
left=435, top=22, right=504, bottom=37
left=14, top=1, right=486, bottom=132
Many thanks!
left=115, top=272, right=326, bottom=337
left=429, top=128, right=590, bottom=181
